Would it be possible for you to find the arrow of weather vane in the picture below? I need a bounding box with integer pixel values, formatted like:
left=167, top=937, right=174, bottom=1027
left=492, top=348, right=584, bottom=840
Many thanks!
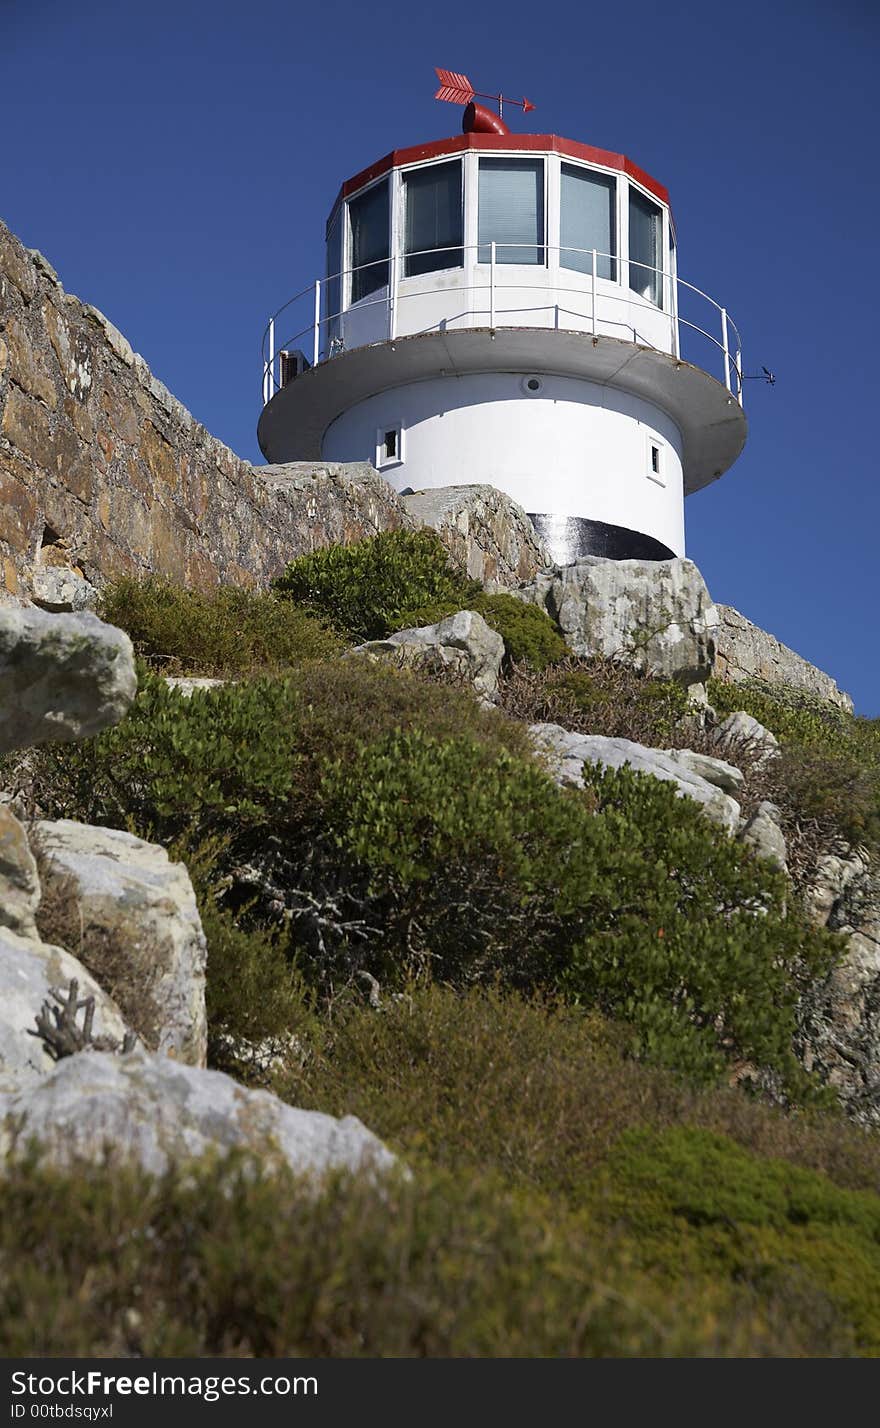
left=434, top=67, right=535, bottom=120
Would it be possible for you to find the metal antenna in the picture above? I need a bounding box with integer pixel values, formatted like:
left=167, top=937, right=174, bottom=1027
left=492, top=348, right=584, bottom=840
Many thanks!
left=434, top=68, right=535, bottom=121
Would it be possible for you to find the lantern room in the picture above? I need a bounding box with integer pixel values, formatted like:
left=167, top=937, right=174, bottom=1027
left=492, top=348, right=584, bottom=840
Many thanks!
left=258, top=116, right=747, bottom=565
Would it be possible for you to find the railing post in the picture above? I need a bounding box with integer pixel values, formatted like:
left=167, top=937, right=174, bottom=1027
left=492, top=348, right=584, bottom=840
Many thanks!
left=591, top=249, right=598, bottom=336
left=313, top=281, right=321, bottom=367
left=267, top=317, right=275, bottom=401
left=735, top=347, right=743, bottom=405
left=720, top=306, right=731, bottom=394
left=388, top=253, right=397, bottom=341
left=490, top=241, right=496, bottom=330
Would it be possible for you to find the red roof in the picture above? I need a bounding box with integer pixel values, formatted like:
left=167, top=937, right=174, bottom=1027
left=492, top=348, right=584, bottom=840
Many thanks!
left=329, top=132, right=670, bottom=226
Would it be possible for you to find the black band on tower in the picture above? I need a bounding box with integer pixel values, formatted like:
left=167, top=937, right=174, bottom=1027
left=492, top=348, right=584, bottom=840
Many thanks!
left=527, top=514, right=676, bottom=565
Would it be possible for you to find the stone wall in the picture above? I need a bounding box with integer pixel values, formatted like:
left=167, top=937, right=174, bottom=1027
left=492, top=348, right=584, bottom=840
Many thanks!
left=714, top=604, right=853, bottom=712
left=0, top=219, right=412, bottom=599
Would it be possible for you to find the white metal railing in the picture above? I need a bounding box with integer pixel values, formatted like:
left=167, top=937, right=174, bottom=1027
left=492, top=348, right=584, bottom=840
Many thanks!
left=260, top=243, right=743, bottom=408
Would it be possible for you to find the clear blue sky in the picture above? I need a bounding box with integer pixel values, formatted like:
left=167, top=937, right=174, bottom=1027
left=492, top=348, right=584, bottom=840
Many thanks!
left=4, top=0, right=878, bottom=712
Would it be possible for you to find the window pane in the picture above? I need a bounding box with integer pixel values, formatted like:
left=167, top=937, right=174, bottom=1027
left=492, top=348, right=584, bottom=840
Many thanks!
left=478, top=158, right=544, bottom=264
left=349, top=179, right=389, bottom=302
left=325, top=208, right=342, bottom=346
left=628, top=188, right=662, bottom=307
left=404, top=161, right=463, bottom=277
left=560, top=165, right=616, bottom=279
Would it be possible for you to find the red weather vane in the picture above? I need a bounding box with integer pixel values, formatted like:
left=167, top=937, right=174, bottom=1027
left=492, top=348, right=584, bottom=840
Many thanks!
left=434, top=67, right=535, bottom=121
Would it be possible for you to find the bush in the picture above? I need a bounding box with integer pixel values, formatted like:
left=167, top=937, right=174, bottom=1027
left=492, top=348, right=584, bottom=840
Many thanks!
left=6, top=989, right=880, bottom=1356
left=99, top=577, right=343, bottom=675
left=317, top=728, right=840, bottom=1084
left=273, top=528, right=479, bottom=642
left=390, top=592, right=569, bottom=671
left=500, top=656, right=696, bottom=746
left=708, top=678, right=880, bottom=858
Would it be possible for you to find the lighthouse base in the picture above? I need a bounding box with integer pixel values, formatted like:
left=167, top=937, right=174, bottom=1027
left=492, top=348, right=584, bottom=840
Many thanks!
left=528, top=514, right=676, bottom=566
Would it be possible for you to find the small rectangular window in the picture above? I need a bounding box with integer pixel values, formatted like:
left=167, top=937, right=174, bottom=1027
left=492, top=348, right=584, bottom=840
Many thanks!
left=629, top=188, right=663, bottom=308
left=478, top=158, right=544, bottom=265
left=376, top=425, right=403, bottom=468
left=560, top=165, right=616, bottom=279
left=349, top=179, right=390, bottom=303
left=646, top=433, right=665, bottom=484
left=404, top=160, right=463, bottom=277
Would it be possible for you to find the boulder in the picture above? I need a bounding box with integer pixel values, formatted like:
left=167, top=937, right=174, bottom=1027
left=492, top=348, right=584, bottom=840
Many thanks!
left=0, top=806, right=40, bottom=938
left=352, top=609, right=505, bottom=698
left=31, top=566, right=97, bottom=614
left=34, top=821, right=207, bottom=1068
left=0, top=1049, right=399, bottom=1180
left=0, top=607, right=136, bottom=753
left=514, top=556, right=718, bottom=688
left=402, top=484, right=549, bottom=588
left=663, top=749, right=746, bottom=797
left=529, top=723, right=741, bottom=833
left=713, top=710, right=780, bottom=767
left=0, top=925, right=128, bottom=1091
left=738, top=801, right=787, bottom=869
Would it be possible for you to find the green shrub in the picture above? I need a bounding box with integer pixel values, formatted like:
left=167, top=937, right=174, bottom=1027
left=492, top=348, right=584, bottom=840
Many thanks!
left=501, top=656, right=695, bottom=745
left=201, top=893, right=316, bottom=1078
left=273, top=528, right=479, bottom=642
left=708, top=678, right=880, bottom=857
left=317, top=728, right=840, bottom=1084
left=99, top=577, right=343, bottom=675
left=390, top=592, right=569, bottom=671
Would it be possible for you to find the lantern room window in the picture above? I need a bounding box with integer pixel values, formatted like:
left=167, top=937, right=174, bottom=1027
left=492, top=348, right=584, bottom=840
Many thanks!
left=478, top=158, right=544, bottom=265
left=404, top=160, right=464, bottom=277
left=560, top=164, right=616, bottom=279
left=628, top=188, right=663, bottom=308
left=325, top=207, right=343, bottom=343
left=349, top=179, right=389, bottom=303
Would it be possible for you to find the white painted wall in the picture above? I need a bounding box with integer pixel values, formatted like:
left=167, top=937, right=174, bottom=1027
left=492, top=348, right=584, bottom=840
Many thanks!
left=321, top=371, right=686, bottom=555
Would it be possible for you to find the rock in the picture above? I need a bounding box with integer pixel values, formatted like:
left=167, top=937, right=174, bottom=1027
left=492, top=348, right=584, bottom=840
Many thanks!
left=739, top=801, right=787, bottom=869
left=0, top=1049, right=399, bottom=1180
left=714, top=604, right=853, bottom=712
left=0, top=606, right=136, bottom=753
left=402, top=484, right=549, bottom=588
left=34, top=821, right=207, bottom=1068
left=165, top=676, right=225, bottom=697
left=799, top=850, right=880, bottom=1123
left=515, top=556, right=718, bottom=687
left=31, top=565, right=97, bottom=613
left=529, top=723, right=741, bottom=833
left=0, top=806, right=40, bottom=938
left=713, top=711, right=780, bottom=767
left=663, top=749, right=746, bottom=796
left=0, top=926, right=128, bottom=1091
left=353, top=609, right=505, bottom=698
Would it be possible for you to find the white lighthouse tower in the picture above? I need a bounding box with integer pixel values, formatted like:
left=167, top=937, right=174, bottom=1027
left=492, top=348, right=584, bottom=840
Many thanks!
left=258, top=74, right=747, bottom=565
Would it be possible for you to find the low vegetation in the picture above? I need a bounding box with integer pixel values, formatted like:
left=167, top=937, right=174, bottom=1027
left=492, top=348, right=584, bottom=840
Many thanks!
left=6, top=548, right=880, bottom=1356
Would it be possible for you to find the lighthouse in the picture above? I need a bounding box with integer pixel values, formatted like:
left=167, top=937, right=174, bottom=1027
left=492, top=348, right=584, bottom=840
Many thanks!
left=258, top=74, right=747, bottom=565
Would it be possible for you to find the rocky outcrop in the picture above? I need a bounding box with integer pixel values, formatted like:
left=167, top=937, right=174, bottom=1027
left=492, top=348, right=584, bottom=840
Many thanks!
left=0, top=1049, right=398, bottom=1179
left=0, top=926, right=128, bottom=1091
left=515, top=557, right=718, bottom=689
left=714, top=604, right=853, bottom=712
left=353, top=610, right=505, bottom=698
left=0, top=605, right=136, bottom=752
left=35, top=821, right=207, bottom=1067
left=800, top=849, right=880, bottom=1122
left=0, top=805, right=40, bottom=938
left=739, top=802, right=787, bottom=869
left=530, top=723, right=741, bottom=833
left=713, top=710, right=780, bottom=767
left=402, top=484, right=549, bottom=587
